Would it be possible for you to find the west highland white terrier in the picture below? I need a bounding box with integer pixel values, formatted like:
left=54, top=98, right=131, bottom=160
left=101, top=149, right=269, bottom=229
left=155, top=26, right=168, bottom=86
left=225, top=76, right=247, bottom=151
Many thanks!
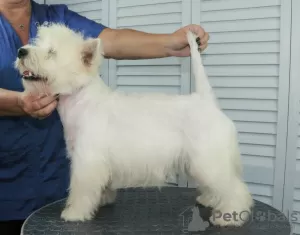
left=15, top=23, right=253, bottom=227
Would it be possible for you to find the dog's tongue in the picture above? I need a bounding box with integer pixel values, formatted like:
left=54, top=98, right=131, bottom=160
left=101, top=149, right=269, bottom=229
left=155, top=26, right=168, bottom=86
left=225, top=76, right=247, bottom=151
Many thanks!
left=23, top=71, right=30, bottom=76
left=23, top=71, right=34, bottom=77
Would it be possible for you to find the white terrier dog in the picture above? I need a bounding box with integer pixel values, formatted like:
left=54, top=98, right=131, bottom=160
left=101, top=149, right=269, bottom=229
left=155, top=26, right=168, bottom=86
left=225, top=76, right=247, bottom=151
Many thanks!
left=15, top=23, right=253, bottom=227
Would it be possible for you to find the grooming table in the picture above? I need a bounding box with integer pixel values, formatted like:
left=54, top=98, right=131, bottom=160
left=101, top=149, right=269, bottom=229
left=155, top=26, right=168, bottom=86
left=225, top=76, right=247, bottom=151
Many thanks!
left=21, top=187, right=291, bottom=235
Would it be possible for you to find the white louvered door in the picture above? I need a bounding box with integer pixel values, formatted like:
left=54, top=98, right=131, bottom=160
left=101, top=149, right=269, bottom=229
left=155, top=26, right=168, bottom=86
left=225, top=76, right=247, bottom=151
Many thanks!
left=187, top=0, right=292, bottom=211
left=292, top=119, right=300, bottom=234
left=107, top=0, right=191, bottom=96
left=44, top=0, right=109, bottom=84
left=295, top=123, right=300, bottom=235
left=283, top=0, right=300, bottom=233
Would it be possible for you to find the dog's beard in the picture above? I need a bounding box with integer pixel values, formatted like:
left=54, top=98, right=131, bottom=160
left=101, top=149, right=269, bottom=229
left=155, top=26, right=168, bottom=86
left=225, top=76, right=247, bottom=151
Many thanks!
left=23, top=78, right=51, bottom=95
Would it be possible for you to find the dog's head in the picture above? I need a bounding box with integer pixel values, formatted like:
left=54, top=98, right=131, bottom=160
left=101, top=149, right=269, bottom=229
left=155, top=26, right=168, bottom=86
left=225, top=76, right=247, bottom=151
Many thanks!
left=15, top=23, right=104, bottom=95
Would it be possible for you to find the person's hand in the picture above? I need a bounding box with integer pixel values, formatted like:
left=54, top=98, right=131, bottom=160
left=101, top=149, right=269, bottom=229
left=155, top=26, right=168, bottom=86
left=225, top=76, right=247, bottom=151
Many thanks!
left=167, top=24, right=209, bottom=57
left=17, top=92, right=58, bottom=119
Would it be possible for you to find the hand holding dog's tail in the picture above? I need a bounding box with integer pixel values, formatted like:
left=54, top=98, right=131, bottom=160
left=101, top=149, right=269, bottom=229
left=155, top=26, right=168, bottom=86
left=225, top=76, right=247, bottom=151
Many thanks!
left=187, top=31, right=217, bottom=104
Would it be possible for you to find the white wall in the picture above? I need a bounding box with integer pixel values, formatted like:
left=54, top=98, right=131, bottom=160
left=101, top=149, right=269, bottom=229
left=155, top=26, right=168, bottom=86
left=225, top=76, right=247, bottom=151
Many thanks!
left=39, top=0, right=300, bottom=233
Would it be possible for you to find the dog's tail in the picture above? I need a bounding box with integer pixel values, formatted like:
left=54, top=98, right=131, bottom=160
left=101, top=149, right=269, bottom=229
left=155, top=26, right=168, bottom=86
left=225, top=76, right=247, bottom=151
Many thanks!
left=187, top=31, right=217, bottom=104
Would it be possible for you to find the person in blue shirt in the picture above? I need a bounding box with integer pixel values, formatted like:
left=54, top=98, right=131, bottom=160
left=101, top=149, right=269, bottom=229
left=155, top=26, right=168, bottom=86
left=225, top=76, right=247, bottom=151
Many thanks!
left=0, top=0, right=209, bottom=234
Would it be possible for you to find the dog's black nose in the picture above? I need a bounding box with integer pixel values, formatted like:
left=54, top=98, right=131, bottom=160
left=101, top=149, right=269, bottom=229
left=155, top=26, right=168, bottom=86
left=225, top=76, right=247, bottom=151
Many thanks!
left=17, top=48, right=28, bottom=58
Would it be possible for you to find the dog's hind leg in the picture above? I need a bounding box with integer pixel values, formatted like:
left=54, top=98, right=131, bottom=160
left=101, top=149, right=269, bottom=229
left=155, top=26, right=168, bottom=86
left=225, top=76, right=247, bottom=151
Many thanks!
left=61, top=153, right=110, bottom=222
left=188, top=152, right=253, bottom=227
left=99, top=187, right=117, bottom=206
left=186, top=126, right=253, bottom=227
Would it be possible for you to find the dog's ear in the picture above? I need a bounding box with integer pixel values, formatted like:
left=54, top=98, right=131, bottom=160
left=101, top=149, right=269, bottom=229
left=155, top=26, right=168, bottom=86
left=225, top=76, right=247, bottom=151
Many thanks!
left=81, top=38, right=102, bottom=66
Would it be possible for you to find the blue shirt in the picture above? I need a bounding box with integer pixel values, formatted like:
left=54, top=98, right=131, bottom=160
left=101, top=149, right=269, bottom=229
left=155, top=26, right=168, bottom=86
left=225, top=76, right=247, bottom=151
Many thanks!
left=0, top=0, right=106, bottom=221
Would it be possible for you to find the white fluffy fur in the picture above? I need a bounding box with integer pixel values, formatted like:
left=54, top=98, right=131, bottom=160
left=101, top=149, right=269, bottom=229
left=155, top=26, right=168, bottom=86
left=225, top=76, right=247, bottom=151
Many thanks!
left=15, top=23, right=253, bottom=227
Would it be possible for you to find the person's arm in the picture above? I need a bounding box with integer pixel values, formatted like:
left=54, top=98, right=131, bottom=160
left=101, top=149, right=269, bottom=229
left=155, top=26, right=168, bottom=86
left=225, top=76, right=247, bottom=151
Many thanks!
left=99, top=25, right=209, bottom=60
left=0, top=88, right=25, bottom=116
left=0, top=88, right=58, bottom=118
left=99, top=28, right=170, bottom=60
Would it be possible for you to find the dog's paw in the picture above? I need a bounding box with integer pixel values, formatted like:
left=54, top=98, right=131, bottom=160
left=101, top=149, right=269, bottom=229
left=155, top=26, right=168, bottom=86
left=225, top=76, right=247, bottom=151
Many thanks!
left=196, top=194, right=216, bottom=207
left=196, top=195, right=209, bottom=207
left=61, top=207, right=93, bottom=222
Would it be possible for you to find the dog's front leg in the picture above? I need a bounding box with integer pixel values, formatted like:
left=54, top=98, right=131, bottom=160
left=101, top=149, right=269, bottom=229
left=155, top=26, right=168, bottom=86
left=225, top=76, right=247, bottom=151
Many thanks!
left=61, top=153, right=110, bottom=222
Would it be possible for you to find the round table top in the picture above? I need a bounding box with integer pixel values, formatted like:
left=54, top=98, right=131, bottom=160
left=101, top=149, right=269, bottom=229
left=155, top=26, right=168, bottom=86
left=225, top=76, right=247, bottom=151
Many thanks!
left=21, top=187, right=291, bottom=235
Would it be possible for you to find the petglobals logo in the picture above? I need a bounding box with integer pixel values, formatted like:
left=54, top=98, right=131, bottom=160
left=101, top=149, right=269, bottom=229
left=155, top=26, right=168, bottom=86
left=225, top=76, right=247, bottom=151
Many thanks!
left=210, top=209, right=299, bottom=224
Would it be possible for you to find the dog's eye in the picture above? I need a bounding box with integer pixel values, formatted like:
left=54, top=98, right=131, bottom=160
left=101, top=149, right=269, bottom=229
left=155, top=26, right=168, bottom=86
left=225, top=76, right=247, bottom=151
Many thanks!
left=48, top=48, right=56, bottom=55
left=46, top=48, right=56, bottom=59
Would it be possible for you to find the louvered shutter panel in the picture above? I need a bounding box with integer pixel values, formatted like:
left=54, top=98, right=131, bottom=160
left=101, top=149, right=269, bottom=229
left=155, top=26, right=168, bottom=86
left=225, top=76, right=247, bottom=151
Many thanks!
left=108, top=0, right=191, bottom=95
left=284, top=86, right=300, bottom=235
left=45, top=0, right=104, bottom=22
left=294, top=125, right=300, bottom=234
left=284, top=118, right=300, bottom=235
left=283, top=1, right=300, bottom=233
left=44, top=0, right=109, bottom=84
left=186, top=0, right=291, bottom=211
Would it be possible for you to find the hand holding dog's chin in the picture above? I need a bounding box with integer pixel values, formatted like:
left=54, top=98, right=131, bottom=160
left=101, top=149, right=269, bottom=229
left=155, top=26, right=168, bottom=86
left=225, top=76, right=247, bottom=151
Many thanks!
left=17, top=92, right=58, bottom=119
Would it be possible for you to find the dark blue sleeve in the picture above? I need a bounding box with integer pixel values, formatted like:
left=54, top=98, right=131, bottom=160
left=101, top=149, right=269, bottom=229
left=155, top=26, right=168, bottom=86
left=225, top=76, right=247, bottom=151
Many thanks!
left=61, top=5, right=107, bottom=38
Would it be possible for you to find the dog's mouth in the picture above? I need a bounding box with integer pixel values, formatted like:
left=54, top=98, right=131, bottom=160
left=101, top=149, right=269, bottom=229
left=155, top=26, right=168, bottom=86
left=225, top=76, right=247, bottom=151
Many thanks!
left=22, top=70, right=46, bottom=81
left=21, top=70, right=55, bottom=96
